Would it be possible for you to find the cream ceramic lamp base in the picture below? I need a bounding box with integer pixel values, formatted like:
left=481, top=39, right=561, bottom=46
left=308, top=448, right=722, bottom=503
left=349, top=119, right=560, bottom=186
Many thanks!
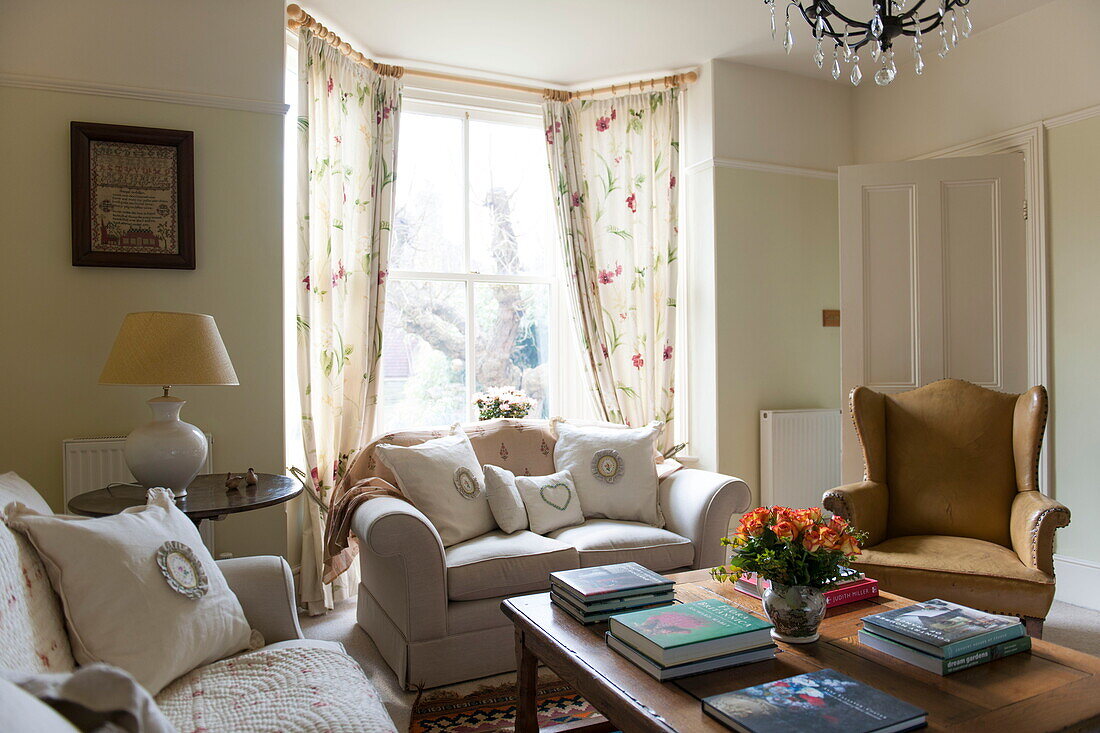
left=124, top=396, right=207, bottom=499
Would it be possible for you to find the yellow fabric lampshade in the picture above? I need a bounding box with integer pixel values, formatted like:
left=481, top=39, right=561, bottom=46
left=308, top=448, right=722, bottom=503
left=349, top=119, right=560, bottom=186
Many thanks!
left=99, top=312, right=239, bottom=386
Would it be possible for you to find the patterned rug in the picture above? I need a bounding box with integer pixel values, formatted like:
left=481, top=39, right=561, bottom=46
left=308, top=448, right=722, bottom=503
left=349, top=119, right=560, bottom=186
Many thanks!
left=409, top=674, right=606, bottom=732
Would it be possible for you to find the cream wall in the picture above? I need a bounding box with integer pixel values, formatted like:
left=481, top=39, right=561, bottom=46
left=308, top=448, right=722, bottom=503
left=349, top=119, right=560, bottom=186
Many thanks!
left=713, top=167, right=841, bottom=494
left=0, top=0, right=290, bottom=559
left=1048, top=116, right=1100, bottom=564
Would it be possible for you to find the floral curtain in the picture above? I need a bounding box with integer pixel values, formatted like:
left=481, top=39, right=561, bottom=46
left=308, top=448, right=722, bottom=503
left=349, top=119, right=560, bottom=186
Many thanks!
left=543, top=90, right=680, bottom=449
left=296, top=30, right=401, bottom=614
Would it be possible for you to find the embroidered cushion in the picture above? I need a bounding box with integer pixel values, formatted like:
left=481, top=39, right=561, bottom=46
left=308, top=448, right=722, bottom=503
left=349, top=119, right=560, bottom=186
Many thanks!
left=515, top=470, right=585, bottom=535
left=375, top=432, right=495, bottom=547
left=4, top=489, right=253, bottom=694
left=552, top=421, right=664, bottom=526
left=483, top=465, right=528, bottom=534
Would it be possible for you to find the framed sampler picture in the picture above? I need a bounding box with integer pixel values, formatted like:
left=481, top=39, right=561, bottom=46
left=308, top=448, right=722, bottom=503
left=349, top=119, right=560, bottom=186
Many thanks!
left=71, top=122, right=196, bottom=269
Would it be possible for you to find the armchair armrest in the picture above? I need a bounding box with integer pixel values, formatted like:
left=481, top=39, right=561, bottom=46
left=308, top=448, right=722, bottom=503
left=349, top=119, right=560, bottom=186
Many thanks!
left=350, top=497, right=448, bottom=641
left=217, top=556, right=303, bottom=644
left=1010, top=490, right=1070, bottom=576
left=660, top=469, right=752, bottom=569
left=823, top=481, right=889, bottom=547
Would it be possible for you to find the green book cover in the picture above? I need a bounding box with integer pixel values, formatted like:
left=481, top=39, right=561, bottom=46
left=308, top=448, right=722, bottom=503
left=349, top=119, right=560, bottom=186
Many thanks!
left=862, top=598, right=1024, bottom=657
left=610, top=599, right=771, bottom=650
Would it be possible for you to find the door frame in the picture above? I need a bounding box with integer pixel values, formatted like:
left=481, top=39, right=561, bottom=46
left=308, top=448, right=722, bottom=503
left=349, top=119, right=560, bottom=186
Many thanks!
left=913, top=122, right=1051, bottom=494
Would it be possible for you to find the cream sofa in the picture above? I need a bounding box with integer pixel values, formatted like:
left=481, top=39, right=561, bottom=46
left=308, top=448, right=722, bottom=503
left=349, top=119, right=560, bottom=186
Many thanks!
left=341, top=419, right=752, bottom=689
left=0, top=473, right=397, bottom=732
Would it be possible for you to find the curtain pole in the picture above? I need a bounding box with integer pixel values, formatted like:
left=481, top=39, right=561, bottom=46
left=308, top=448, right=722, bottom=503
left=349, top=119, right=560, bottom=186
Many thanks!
left=286, top=4, right=698, bottom=100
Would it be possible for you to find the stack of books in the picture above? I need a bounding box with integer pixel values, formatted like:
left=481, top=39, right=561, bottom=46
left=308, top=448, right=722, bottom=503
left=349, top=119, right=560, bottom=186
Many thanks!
left=702, top=668, right=927, bottom=732
left=735, top=567, right=879, bottom=608
left=605, top=599, right=777, bottom=680
left=549, top=563, right=675, bottom=624
left=859, top=598, right=1031, bottom=675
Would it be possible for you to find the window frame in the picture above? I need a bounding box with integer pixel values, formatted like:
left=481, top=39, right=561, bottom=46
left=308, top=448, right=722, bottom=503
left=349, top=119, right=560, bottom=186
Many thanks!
left=383, top=96, right=563, bottom=426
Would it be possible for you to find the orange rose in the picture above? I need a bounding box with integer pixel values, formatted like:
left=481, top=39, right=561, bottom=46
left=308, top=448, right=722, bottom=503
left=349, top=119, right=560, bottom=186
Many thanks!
left=828, top=515, right=850, bottom=534
left=739, top=507, right=772, bottom=538
left=817, top=525, right=841, bottom=551
left=838, top=534, right=861, bottom=557
left=802, top=525, right=825, bottom=552
left=771, top=520, right=798, bottom=542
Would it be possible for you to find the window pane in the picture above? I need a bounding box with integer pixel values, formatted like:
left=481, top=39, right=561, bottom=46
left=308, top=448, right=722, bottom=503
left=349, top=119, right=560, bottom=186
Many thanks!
left=392, top=113, right=464, bottom=273
left=380, top=279, right=467, bottom=431
left=469, top=120, right=556, bottom=275
left=474, top=282, right=551, bottom=418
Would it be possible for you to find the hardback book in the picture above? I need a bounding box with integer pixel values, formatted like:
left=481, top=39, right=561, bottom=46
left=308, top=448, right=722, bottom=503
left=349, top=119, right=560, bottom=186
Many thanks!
left=549, top=562, right=673, bottom=603
left=608, top=599, right=773, bottom=666
left=735, top=574, right=879, bottom=608
left=551, top=590, right=675, bottom=624
left=605, top=632, right=777, bottom=681
left=702, top=668, right=927, bottom=733
left=553, top=587, right=677, bottom=613
left=859, top=628, right=1032, bottom=675
left=862, top=598, right=1024, bottom=658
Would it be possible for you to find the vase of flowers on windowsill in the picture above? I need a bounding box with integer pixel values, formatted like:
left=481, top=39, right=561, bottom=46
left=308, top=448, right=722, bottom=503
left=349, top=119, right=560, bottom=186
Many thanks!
left=711, top=506, right=864, bottom=644
left=474, top=388, right=536, bottom=420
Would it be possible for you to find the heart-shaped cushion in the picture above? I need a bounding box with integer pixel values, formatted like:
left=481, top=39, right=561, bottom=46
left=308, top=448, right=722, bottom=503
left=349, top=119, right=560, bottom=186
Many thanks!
left=539, top=481, right=572, bottom=511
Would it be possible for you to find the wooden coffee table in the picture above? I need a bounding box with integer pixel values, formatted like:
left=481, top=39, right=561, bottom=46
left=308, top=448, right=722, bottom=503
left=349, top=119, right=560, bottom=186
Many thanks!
left=502, top=569, right=1100, bottom=732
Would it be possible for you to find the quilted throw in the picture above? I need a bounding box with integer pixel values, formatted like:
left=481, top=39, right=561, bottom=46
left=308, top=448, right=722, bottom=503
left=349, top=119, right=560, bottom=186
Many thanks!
left=156, top=646, right=396, bottom=733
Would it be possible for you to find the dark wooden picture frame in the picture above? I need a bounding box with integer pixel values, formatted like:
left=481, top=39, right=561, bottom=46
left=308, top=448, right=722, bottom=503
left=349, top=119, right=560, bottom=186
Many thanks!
left=71, top=122, right=196, bottom=269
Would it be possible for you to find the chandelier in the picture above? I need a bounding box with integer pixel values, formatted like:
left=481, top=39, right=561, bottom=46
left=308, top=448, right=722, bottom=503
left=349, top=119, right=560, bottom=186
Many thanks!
left=765, top=0, right=973, bottom=86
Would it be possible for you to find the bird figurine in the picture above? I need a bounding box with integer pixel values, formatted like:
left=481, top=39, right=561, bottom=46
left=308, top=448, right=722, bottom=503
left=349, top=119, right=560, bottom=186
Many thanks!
left=225, top=472, right=246, bottom=491
left=246, top=468, right=259, bottom=486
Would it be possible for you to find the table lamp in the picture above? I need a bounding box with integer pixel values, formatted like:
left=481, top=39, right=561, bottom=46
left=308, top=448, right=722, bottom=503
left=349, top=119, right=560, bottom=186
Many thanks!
left=99, top=312, right=238, bottom=498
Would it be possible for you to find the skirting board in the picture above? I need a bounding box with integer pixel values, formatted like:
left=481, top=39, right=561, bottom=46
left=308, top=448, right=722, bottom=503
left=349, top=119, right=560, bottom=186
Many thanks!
left=1054, top=554, right=1100, bottom=611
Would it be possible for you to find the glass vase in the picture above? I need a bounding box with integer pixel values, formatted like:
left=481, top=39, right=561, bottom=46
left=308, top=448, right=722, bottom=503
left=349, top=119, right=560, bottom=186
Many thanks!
left=762, top=583, right=827, bottom=644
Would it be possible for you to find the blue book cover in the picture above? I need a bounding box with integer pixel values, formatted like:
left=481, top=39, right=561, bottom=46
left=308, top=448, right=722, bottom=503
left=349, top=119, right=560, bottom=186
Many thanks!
left=703, top=669, right=926, bottom=733
left=862, top=598, right=1024, bottom=658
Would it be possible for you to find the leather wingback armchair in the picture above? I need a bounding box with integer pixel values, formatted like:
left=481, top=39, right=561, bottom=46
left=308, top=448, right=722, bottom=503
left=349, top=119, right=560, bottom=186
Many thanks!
left=824, top=379, right=1070, bottom=637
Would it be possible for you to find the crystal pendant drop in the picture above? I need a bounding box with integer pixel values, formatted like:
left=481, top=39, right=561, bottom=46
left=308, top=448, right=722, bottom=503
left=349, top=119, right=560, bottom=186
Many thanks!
left=870, top=5, right=885, bottom=37
left=938, top=28, right=950, bottom=58
left=961, top=8, right=973, bottom=38
left=769, top=1, right=777, bottom=38
left=850, top=57, right=863, bottom=86
left=874, top=50, right=897, bottom=86
left=832, top=49, right=842, bottom=80
left=814, top=42, right=826, bottom=69
left=783, top=21, right=795, bottom=54
left=950, top=13, right=959, bottom=46
left=871, top=40, right=881, bottom=62
left=815, top=13, right=826, bottom=40
left=914, top=45, right=925, bottom=75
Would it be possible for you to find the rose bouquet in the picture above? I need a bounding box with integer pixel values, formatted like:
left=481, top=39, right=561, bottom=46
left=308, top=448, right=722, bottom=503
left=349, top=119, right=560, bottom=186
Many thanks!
left=474, top=388, right=536, bottom=420
left=711, top=506, right=863, bottom=588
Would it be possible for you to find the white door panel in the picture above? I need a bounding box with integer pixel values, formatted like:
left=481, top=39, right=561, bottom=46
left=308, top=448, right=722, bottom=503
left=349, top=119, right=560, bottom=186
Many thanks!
left=840, top=154, right=1026, bottom=482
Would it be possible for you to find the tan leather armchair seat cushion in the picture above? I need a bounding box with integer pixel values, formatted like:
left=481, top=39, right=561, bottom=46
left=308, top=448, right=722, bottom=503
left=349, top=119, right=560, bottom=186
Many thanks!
left=854, top=535, right=1054, bottom=619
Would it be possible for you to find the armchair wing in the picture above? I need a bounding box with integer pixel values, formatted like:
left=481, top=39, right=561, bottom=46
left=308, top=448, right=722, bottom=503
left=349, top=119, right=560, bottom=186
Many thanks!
left=1010, top=490, right=1071, bottom=576
left=659, top=469, right=752, bottom=568
left=350, top=497, right=448, bottom=641
left=217, top=556, right=303, bottom=644
left=822, top=480, right=889, bottom=547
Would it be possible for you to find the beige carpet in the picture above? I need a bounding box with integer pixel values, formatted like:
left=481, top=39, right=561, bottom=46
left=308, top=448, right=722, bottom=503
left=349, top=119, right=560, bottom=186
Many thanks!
left=301, top=598, right=1100, bottom=731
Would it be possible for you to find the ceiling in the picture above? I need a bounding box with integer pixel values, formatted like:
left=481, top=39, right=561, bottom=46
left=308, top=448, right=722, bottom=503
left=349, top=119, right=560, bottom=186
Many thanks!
left=305, top=0, right=1055, bottom=87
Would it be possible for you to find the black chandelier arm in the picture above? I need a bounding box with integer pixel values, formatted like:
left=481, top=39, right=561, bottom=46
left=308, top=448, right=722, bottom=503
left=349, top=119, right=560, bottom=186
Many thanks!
left=793, top=4, right=872, bottom=46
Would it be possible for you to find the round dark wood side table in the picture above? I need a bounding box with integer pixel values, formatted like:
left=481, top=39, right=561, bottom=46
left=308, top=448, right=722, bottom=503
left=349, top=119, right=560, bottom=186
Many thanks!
left=68, top=473, right=302, bottom=526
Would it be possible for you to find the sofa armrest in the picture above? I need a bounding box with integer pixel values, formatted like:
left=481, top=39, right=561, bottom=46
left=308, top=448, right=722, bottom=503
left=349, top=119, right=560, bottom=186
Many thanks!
left=1010, top=490, right=1070, bottom=576
left=660, top=469, right=752, bottom=569
left=823, top=481, right=889, bottom=547
left=217, top=556, right=303, bottom=644
left=351, top=497, right=448, bottom=641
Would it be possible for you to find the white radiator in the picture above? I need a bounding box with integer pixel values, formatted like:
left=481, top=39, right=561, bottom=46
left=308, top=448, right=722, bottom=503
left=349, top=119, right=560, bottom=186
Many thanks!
left=61, top=435, right=215, bottom=550
left=760, top=409, right=842, bottom=510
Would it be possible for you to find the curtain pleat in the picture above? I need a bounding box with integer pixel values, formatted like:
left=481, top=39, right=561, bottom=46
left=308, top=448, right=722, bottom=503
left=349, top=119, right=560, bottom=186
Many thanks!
left=543, top=91, right=680, bottom=448
left=296, top=29, right=401, bottom=614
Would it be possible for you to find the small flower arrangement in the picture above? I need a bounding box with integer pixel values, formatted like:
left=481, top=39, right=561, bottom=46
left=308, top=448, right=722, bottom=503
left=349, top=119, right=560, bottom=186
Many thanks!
left=474, top=388, right=536, bottom=420
left=711, top=506, right=864, bottom=589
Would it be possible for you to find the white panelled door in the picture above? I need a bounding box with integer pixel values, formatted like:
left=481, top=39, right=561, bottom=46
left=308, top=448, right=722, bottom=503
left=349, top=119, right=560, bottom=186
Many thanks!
left=839, top=154, right=1027, bottom=482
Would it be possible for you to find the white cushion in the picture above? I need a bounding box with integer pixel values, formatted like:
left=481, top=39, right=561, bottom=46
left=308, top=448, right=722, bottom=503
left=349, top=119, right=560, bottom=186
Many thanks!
left=0, top=472, right=53, bottom=516
left=0, top=677, right=78, bottom=732
left=515, top=470, right=585, bottom=535
left=376, top=433, right=495, bottom=547
left=552, top=421, right=664, bottom=525
left=483, top=465, right=528, bottom=534
left=549, top=519, right=694, bottom=570
left=156, top=645, right=397, bottom=733
left=445, top=530, right=578, bottom=601
left=4, top=489, right=253, bottom=694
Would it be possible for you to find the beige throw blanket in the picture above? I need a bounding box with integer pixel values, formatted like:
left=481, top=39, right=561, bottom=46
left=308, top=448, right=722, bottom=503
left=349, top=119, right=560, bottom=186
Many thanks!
left=322, top=477, right=408, bottom=584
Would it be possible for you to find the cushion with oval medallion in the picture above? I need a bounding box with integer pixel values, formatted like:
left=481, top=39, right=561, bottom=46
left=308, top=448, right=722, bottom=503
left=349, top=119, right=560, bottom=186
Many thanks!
left=375, top=432, right=495, bottom=547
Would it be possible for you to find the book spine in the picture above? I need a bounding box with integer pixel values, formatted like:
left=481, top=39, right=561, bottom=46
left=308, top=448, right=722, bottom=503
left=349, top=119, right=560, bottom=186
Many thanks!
left=941, top=625, right=1026, bottom=658
left=823, top=579, right=878, bottom=607
left=942, top=635, right=1032, bottom=674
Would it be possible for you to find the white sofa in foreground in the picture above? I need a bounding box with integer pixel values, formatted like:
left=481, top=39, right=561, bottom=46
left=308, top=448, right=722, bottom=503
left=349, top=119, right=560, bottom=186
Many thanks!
left=341, top=419, right=752, bottom=689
